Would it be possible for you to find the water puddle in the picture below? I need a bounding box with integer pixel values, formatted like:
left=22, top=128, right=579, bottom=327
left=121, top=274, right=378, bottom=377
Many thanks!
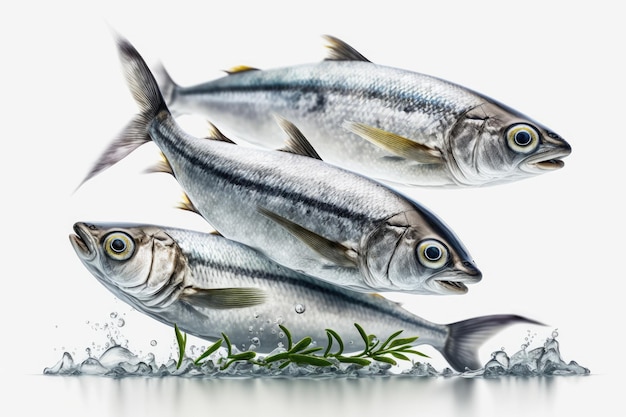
left=44, top=313, right=590, bottom=379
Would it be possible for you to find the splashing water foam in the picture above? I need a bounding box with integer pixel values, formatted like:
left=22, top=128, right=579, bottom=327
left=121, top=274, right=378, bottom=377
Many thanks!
left=44, top=315, right=590, bottom=379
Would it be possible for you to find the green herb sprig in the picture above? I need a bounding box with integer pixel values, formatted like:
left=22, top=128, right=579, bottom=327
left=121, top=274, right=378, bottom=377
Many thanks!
left=174, top=323, right=428, bottom=370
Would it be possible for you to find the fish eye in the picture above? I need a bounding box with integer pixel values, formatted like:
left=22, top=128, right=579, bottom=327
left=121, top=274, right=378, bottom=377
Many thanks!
left=104, top=232, right=135, bottom=261
left=505, top=124, right=540, bottom=154
left=417, top=239, right=448, bottom=269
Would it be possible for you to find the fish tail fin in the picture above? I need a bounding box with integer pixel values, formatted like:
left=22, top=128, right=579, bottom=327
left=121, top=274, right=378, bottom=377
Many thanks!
left=153, top=62, right=181, bottom=115
left=441, top=314, right=544, bottom=372
left=77, top=33, right=169, bottom=188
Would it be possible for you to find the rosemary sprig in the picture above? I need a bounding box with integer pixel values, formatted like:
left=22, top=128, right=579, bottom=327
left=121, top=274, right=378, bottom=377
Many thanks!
left=174, top=323, right=428, bottom=371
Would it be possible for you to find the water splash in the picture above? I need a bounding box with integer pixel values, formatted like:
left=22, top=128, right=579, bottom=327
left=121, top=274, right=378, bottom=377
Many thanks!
left=44, top=319, right=590, bottom=379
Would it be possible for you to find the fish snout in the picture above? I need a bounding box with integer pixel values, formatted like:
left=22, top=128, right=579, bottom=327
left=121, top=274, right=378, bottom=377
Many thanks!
left=69, top=222, right=97, bottom=261
left=429, top=260, right=482, bottom=295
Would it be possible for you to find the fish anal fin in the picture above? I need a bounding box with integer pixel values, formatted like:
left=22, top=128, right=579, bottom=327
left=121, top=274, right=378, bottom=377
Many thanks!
left=176, top=193, right=201, bottom=215
left=257, top=206, right=357, bottom=268
left=343, top=121, right=443, bottom=164
left=144, top=152, right=175, bottom=176
left=322, top=35, right=371, bottom=63
left=181, top=287, right=267, bottom=309
left=273, top=115, right=323, bottom=160
left=224, top=65, right=261, bottom=75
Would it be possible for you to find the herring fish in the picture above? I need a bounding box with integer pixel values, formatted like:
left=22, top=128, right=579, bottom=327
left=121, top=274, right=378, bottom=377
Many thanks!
left=155, top=35, right=571, bottom=188
left=69, top=221, right=540, bottom=372
left=80, top=34, right=482, bottom=296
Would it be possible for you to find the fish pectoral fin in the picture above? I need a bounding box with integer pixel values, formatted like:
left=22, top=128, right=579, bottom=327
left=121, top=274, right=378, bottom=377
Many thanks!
left=322, top=35, right=371, bottom=63
left=224, top=65, right=261, bottom=75
left=343, top=121, right=443, bottom=164
left=205, top=122, right=237, bottom=144
left=257, top=206, right=358, bottom=268
left=181, top=287, right=267, bottom=309
left=274, top=115, right=323, bottom=160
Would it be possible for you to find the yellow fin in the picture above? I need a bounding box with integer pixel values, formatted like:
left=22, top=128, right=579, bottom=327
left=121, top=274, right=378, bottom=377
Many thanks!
left=343, top=121, right=443, bottom=164
left=181, top=287, right=267, bottom=309
left=257, top=206, right=357, bottom=268
left=274, top=115, right=322, bottom=160
left=323, top=35, right=371, bottom=62
left=144, top=152, right=174, bottom=176
left=224, top=65, right=260, bottom=75
left=205, top=122, right=237, bottom=144
left=176, top=193, right=200, bottom=214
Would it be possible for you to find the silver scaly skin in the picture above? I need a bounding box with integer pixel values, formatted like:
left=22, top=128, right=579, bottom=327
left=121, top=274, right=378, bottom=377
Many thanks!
left=80, top=34, right=482, bottom=296
left=69, top=222, right=540, bottom=372
left=156, top=35, right=571, bottom=188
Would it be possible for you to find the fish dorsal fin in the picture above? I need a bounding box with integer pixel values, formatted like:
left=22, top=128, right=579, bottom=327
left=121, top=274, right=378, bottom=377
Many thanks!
left=257, top=206, right=357, bottom=268
left=181, top=287, right=267, bottom=309
left=145, top=152, right=175, bottom=176
left=205, top=122, right=237, bottom=144
left=343, top=121, right=443, bottom=164
left=176, top=192, right=201, bottom=214
left=224, top=65, right=261, bottom=75
left=323, top=35, right=371, bottom=63
left=274, top=115, right=323, bottom=160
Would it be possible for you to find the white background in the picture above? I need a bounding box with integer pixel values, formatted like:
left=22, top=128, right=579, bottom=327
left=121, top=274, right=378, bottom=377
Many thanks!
left=1, top=0, right=623, bottom=399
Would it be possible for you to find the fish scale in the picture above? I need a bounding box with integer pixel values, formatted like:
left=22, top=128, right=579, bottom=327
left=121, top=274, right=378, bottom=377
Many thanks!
left=157, top=35, right=571, bottom=188
left=70, top=222, right=541, bottom=372
left=80, top=34, right=484, bottom=296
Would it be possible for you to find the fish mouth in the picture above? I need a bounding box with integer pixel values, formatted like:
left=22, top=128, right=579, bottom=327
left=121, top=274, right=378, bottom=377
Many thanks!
left=69, top=222, right=96, bottom=261
left=433, top=279, right=469, bottom=295
left=523, top=146, right=571, bottom=173
left=429, top=263, right=482, bottom=295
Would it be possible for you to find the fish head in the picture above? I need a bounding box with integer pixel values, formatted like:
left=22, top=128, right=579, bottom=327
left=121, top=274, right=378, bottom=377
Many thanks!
left=69, top=222, right=187, bottom=308
left=360, top=211, right=482, bottom=295
left=447, top=101, right=571, bottom=186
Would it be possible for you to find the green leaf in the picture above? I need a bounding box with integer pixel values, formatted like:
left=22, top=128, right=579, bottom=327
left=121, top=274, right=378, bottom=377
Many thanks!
left=289, top=337, right=313, bottom=353
left=335, top=355, right=371, bottom=367
left=222, top=332, right=232, bottom=356
left=389, top=351, right=410, bottom=361
left=263, top=352, right=290, bottom=363
left=325, top=329, right=344, bottom=356
left=372, top=355, right=397, bottom=365
left=400, top=349, right=430, bottom=358
left=288, top=354, right=334, bottom=367
left=279, top=324, right=293, bottom=350
left=230, top=351, right=257, bottom=361
left=379, top=330, right=404, bottom=350
left=194, top=339, right=223, bottom=365
left=354, top=323, right=369, bottom=347
left=174, top=324, right=187, bottom=369
left=299, top=347, right=324, bottom=355
left=389, top=336, right=419, bottom=348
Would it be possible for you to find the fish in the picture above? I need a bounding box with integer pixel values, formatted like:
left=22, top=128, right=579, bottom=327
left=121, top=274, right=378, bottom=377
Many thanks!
left=69, top=221, right=541, bottom=372
left=154, top=35, right=571, bottom=188
left=80, top=33, right=482, bottom=296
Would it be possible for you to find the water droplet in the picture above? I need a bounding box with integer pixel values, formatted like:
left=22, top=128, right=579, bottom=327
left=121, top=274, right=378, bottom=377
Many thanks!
left=251, top=337, right=260, bottom=345
left=259, top=327, right=264, bottom=332
left=110, top=312, right=118, bottom=319
left=117, top=319, right=125, bottom=327
left=294, top=304, right=306, bottom=314
left=248, top=326, right=254, bottom=332
left=278, top=332, right=285, bottom=339
left=86, top=348, right=92, bottom=357
left=276, top=316, right=284, bottom=325
left=551, top=329, right=559, bottom=339
left=150, top=340, right=157, bottom=347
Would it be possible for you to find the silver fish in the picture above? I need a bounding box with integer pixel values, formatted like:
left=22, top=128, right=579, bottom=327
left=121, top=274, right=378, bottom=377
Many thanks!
left=155, top=35, right=571, bottom=188
left=81, top=34, right=482, bottom=296
left=69, top=221, right=540, bottom=372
